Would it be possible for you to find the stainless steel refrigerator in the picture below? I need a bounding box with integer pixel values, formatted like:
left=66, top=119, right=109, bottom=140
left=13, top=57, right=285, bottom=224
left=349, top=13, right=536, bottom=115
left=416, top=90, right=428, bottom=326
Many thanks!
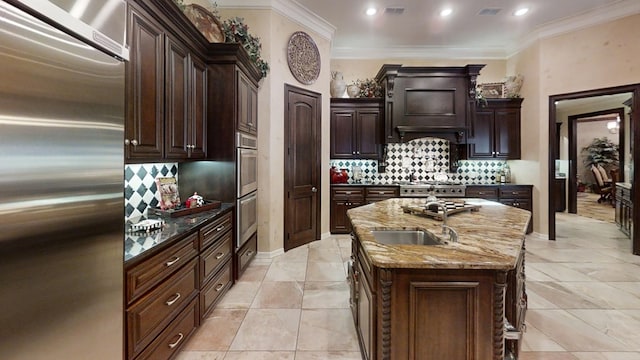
left=0, top=1, right=128, bottom=359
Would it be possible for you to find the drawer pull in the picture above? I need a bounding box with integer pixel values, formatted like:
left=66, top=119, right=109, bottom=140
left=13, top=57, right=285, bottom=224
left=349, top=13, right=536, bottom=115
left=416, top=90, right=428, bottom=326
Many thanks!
left=215, top=283, right=225, bottom=292
left=216, top=226, right=225, bottom=232
left=165, top=293, right=181, bottom=306
left=246, top=250, right=254, bottom=257
left=165, top=256, right=180, bottom=267
left=215, top=252, right=225, bottom=260
left=168, top=332, right=184, bottom=349
left=478, top=192, right=484, bottom=195
left=512, top=191, right=518, bottom=195
left=345, top=191, right=352, bottom=195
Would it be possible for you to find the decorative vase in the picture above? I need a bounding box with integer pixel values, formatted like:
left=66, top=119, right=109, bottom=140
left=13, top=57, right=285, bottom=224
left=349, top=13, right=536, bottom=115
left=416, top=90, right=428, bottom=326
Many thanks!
left=330, top=71, right=346, bottom=98
left=347, top=84, right=360, bottom=98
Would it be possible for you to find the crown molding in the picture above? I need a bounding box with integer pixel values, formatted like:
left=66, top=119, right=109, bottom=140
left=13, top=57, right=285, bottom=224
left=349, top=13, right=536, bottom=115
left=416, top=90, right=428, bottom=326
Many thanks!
left=331, top=46, right=508, bottom=60
left=507, top=0, right=640, bottom=58
left=215, top=0, right=335, bottom=40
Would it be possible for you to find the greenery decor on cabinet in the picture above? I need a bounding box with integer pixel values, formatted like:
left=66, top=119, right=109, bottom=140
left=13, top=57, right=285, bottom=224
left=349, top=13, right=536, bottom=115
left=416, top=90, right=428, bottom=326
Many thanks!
left=350, top=78, right=383, bottom=98
left=581, top=137, right=619, bottom=169
left=221, top=17, right=269, bottom=79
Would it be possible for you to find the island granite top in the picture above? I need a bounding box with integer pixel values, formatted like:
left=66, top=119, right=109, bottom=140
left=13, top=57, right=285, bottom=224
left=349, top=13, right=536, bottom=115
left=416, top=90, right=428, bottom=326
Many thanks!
left=347, top=198, right=530, bottom=270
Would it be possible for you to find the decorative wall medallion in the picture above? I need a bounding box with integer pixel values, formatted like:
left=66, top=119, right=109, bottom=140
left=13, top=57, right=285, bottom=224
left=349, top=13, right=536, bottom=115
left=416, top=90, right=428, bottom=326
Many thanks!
left=287, top=31, right=320, bottom=85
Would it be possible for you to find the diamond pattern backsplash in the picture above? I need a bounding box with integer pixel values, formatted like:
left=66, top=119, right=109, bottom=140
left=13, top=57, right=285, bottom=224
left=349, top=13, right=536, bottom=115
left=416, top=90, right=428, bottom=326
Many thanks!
left=124, top=163, right=179, bottom=220
left=330, top=137, right=507, bottom=184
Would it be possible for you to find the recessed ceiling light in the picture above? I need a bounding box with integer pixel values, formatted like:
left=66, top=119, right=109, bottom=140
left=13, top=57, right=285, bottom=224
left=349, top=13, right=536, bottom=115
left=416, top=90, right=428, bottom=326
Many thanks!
left=514, top=7, right=529, bottom=16
left=440, top=8, right=453, bottom=17
left=366, top=7, right=377, bottom=16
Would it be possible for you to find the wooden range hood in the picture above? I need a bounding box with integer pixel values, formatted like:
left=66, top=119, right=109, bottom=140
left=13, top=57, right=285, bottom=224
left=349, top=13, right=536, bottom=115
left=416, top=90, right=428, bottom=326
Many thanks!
left=375, top=64, right=485, bottom=144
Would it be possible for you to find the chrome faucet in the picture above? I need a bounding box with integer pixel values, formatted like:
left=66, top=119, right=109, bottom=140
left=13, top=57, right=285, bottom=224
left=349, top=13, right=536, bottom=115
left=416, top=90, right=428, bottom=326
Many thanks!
left=425, top=201, right=458, bottom=242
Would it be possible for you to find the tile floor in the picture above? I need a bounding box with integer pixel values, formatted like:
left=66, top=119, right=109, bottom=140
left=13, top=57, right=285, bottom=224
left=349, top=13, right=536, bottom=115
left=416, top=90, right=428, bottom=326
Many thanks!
left=178, top=212, right=640, bottom=360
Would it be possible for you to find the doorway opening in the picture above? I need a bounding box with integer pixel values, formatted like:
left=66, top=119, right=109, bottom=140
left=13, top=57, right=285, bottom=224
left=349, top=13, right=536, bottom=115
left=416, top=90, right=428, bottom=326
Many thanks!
left=548, top=84, right=640, bottom=256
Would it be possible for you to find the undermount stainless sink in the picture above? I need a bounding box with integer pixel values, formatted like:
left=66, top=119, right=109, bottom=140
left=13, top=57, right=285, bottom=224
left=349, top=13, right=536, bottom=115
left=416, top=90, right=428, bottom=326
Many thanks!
left=370, top=229, right=445, bottom=245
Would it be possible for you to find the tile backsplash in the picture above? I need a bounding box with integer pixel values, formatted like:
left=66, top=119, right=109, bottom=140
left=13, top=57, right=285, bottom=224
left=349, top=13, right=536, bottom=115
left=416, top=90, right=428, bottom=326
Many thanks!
left=124, top=163, right=179, bottom=220
left=330, top=137, right=507, bottom=184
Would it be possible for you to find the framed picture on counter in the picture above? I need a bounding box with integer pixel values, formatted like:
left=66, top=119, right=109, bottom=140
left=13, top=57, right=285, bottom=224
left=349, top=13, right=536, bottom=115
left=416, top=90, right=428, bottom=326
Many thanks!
left=479, top=82, right=505, bottom=98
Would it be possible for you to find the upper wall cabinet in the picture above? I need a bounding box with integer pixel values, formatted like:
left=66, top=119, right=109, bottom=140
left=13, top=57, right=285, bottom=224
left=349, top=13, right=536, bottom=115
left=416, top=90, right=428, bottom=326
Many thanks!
left=236, top=70, right=258, bottom=136
left=125, top=1, right=209, bottom=163
left=125, top=5, right=164, bottom=161
left=330, top=98, right=383, bottom=159
left=375, top=64, right=484, bottom=144
left=468, top=98, right=523, bottom=160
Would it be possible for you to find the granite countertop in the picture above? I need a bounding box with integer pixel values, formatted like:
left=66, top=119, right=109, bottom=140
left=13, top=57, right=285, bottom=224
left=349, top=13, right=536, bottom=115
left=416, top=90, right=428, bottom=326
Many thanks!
left=124, top=203, right=234, bottom=263
left=331, top=182, right=532, bottom=187
left=347, top=198, right=530, bottom=270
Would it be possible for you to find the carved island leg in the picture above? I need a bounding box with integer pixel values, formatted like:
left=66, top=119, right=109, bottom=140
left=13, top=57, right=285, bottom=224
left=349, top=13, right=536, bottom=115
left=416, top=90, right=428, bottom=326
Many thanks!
left=379, top=269, right=393, bottom=360
left=494, top=271, right=508, bottom=360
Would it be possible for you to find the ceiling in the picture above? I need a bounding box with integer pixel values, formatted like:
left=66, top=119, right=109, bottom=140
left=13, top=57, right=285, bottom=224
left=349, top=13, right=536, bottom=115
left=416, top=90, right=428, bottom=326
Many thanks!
left=291, top=0, right=640, bottom=59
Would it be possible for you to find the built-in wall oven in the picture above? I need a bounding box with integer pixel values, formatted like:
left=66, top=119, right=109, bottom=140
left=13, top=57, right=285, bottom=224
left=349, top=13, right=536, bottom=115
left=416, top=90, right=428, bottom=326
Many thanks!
left=236, top=133, right=258, bottom=248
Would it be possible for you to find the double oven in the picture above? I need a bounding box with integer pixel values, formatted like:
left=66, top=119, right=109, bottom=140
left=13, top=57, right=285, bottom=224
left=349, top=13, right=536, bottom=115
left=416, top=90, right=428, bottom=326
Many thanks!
left=236, top=132, right=258, bottom=249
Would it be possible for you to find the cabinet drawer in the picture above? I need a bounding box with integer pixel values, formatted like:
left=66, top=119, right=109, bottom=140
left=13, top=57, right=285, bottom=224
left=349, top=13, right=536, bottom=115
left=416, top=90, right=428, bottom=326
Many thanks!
left=365, top=186, right=398, bottom=198
left=465, top=186, right=498, bottom=200
left=200, top=230, right=233, bottom=286
left=126, top=258, right=198, bottom=359
left=135, top=297, right=199, bottom=360
left=200, top=260, right=233, bottom=319
left=126, top=232, right=198, bottom=305
left=499, top=187, right=531, bottom=199
left=237, top=232, right=257, bottom=278
left=200, top=212, right=233, bottom=250
left=331, top=187, right=365, bottom=200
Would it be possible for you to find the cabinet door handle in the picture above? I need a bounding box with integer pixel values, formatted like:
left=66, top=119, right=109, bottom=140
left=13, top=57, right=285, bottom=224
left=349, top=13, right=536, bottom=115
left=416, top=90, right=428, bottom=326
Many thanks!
left=166, top=293, right=181, bottom=306
left=131, top=139, right=138, bottom=147
left=165, top=256, right=180, bottom=267
left=215, top=283, right=225, bottom=292
left=215, top=252, right=225, bottom=260
left=216, top=226, right=225, bottom=232
left=352, top=151, right=356, bottom=155
left=168, top=333, right=184, bottom=349
left=124, top=139, right=130, bottom=145
left=312, top=187, right=318, bottom=193
left=356, top=151, right=360, bottom=154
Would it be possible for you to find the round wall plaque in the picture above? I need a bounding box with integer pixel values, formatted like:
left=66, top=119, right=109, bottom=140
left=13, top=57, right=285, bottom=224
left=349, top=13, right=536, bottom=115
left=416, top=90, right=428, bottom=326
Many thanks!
left=287, top=31, right=320, bottom=85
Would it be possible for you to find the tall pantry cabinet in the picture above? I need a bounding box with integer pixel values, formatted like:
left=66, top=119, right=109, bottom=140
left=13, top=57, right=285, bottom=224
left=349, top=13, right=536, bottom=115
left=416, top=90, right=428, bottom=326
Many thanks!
left=206, top=44, right=261, bottom=280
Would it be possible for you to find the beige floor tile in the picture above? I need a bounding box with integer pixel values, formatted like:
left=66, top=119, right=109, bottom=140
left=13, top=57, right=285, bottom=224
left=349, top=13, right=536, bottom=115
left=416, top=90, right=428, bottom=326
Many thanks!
left=526, top=282, right=603, bottom=309
left=525, top=310, right=629, bottom=351
left=251, top=281, right=304, bottom=309
left=524, top=265, right=558, bottom=282
left=608, top=282, right=640, bottom=298
left=308, top=238, right=338, bottom=249
left=519, top=352, right=580, bottom=360
left=306, top=261, right=347, bottom=281
left=527, top=262, right=595, bottom=282
left=302, top=282, right=349, bottom=309
left=572, top=352, right=640, bottom=360
left=308, top=246, right=343, bottom=263
left=215, top=281, right=261, bottom=309
left=559, top=282, right=640, bottom=309
left=564, top=262, right=640, bottom=282
left=183, top=309, right=247, bottom=351
left=272, top=245, right=309, bottom=263
left=521, top=323, right=566, bottom=351
left=238, top=264, right=270, bottom=282
left=294, top=351, right=362, bottom=359
left=175, top=351, right=226, bottom=360
left=526, top=287, right=561, bottom=309
left=223, top=351, right=295, bottom=359
left=264, top=261, right=307, bottom=282
left=525, top=248, right=621, bottom=263
left=567, top=310, right=640, bottom=350
left=296, top=309, right=359, bottom=351
left=229, top=309, right=301, bottom=351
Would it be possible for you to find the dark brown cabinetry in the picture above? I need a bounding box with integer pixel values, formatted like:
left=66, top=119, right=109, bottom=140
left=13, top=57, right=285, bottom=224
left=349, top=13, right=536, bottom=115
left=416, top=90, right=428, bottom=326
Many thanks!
left=125, top=1, right=207, bottom=162
left=505, top=247, right=527, bottom=359
left=554, top=178, right=566, bottom=212
left=466, top=184, right=533, bottom=233
left=330, top=186, right=399, bottom=233
left=615, top=184, right=632, bottom=237
left=237, top=71, right=258, bottom=135
left=330, top=98, right=383, bottom=159
left=125, top=5, right=164, bottom=160
left=349, top=233, right=514, bottom=360
left=330, top=187, right=365, bottom=234
left=468, top=98, right=523, bottom=159
left=125, top=209, right=235, bottom=360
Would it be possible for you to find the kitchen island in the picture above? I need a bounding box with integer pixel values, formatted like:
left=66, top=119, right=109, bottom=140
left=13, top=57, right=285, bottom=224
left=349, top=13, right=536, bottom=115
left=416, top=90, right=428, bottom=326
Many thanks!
left=347, top=198, right=530, bottom=360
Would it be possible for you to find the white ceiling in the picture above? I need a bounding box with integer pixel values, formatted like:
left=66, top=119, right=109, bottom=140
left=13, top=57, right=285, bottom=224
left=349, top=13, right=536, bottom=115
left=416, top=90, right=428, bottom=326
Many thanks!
left=290, top=0, right=640, bottom=59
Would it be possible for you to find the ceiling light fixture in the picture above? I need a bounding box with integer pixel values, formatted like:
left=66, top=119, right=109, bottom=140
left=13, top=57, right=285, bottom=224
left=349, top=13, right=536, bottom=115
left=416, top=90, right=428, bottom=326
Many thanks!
left=366, top=7, right=377, bottom=16
left=440, top=8, right=453, bottom=17
left=514, top=7, right=529, bottom=16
